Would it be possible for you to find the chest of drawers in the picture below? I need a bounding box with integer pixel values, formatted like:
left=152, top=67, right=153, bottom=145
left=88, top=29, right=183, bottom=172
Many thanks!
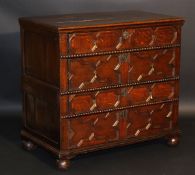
left=19, top=11, right=184, bottom=170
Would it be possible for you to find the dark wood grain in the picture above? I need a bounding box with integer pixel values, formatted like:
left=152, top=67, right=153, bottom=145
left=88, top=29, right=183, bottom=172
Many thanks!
left=19, top=10, right=184, bottom=170
left=19, top=10, right=184, bottom=32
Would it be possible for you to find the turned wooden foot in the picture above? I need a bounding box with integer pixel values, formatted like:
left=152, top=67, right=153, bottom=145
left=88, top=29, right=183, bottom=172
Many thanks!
left=166, top=135, right=180, bottom=146
left=22, top=140, right=37, bottom=151
left=57, top=159, right=70, bottom=170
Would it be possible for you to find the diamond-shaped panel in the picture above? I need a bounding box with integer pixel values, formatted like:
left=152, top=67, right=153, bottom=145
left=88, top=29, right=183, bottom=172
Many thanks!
left=126, top=103, right=173, bottom=138
left=67, top=112, right=120, bottom=149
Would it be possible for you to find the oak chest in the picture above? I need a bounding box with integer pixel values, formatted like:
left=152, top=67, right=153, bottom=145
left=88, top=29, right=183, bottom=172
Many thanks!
left=19, top=11, right=184, bottom=170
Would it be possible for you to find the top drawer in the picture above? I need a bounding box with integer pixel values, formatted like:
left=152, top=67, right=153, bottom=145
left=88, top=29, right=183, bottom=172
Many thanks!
left=65, top=25, right=181, bottom=55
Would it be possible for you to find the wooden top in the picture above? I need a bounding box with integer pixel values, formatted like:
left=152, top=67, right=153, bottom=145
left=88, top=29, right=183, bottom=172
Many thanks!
left=19, top=10, right=184, bottom=32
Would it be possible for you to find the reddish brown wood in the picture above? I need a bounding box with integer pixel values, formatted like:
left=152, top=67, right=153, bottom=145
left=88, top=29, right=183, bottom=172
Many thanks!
left=60, top=102, right=177, bottom=150
left=19, top=11, right=184, bottom=170
left=59, top=81, right=177, bottom=116
left=66, top=48, right=180, bottom=91
left=68, top=26, right=180, bottom=55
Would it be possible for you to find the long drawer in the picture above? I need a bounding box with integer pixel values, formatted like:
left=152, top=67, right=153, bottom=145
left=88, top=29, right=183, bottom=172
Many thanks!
left=61, top=102, right=178, bottom=150
left=60, top=48, right=180, bottom=92
left=60, top=80, right=178, bottom=117
left=62, top=25, right=181, bottom=56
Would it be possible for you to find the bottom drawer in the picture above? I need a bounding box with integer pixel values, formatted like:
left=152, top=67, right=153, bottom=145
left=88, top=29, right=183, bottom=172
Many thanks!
left=61, top=102, right=178, bottom=150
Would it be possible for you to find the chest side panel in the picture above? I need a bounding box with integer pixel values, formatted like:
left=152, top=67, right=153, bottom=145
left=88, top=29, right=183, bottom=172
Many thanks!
left=21, top=28, right=61, bottom=147
left=23, top=31, right=59, bottom=85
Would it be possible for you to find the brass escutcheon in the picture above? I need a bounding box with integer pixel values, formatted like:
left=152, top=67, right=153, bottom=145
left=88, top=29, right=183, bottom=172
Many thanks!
left=122, top=31, right=130, bottom=39
left=119, top=53, right=128, bottom=61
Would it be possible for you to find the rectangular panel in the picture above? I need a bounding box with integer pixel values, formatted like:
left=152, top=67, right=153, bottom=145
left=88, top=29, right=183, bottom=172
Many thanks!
left=66, top=25, right=180, bottom=55
left=24, top=31, right=59, bottom=86
left=23, top=75, right=60, bottom=145
left=60, top=81, right=178, bottom=117
left=25, top=93, right=59, bottom=144
left=63, top=48, right=180, bottom=92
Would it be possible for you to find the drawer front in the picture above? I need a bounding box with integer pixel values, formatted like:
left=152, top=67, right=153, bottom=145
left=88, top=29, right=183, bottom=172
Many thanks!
left=66, top=48, right=179, bottom=91
left=125, top=103, right=176, bottom=138
left=60, top=81, right=178, bottom=117
left=61, top=102, right=177, bottom=149
left=67, top=26, right=180, bottom=55
left=62, top=112, right=120, bottom=149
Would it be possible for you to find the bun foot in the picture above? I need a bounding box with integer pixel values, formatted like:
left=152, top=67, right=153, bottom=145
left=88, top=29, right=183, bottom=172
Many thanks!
left=166, top=135, right=180, bottom=146
left=57, top=159, right=70, bottom=170
left=22, top=140, right=37, bottom=151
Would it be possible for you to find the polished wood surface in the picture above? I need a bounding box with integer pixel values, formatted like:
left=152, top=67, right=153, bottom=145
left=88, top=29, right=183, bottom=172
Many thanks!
left=19, top=10, right=184, bottom=31
left=19, top=10, right=184, bottom=170
left=67, top=26, right=180, bottom=54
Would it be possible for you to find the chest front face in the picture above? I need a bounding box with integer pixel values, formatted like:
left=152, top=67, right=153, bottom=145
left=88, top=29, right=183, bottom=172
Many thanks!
left=59, top=23, right=181, bottom=151
left=20, top=11, right=185, bottom=169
